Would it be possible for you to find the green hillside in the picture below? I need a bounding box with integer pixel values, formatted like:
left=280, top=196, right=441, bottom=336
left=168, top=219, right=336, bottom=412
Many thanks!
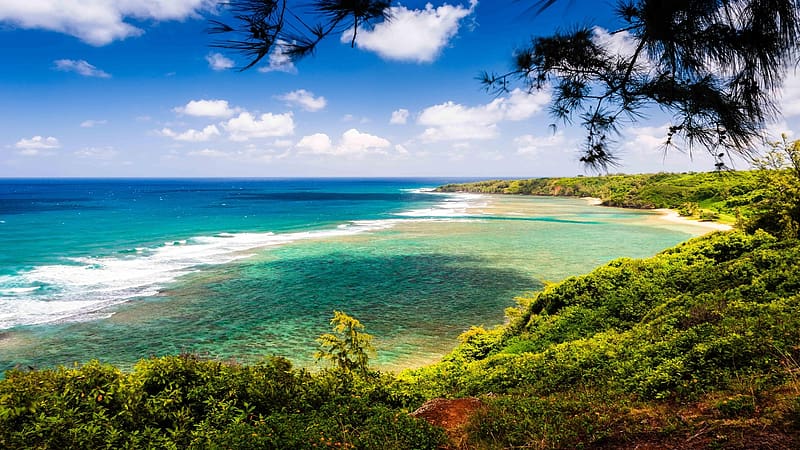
left=2, top=161, right=799, bottom=448
left=436, top=171, right=767, bottom=223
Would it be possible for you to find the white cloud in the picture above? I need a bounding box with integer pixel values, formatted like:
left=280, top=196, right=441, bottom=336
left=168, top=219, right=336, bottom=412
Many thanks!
left=53, top=59, right=110, bottom=78
left=206, top=52, right=234, bottom=71
left=592, top=26, right=638, bottom=59
left=780, top=70, right=800, bottom=117
left=80, top=119, right=107, bottom=128
left=390, top=109, right=409, bottom=125
left=296, top=129, right=392, bottom=157
left=418, top=88, right=551, bottom=141
left=622, top=125, right=670, bottom=155
left=273, top=139, right=294, bottom=148
left=187, top=147, right=279, bottom=163
left=765, top=120, right=795, bottom=141
left=74, top=146, right=118, bottom=159
left=0, top=1, right=214, bottom=46
left=296, top=133, right=334, bottom=154
left=160, top=124, right=221, bottom=142
left=15, top=136, right=60, bottom=150
left=258, top=41, right=297, bottom=74
left=174, top=99, right=238, bottom=118
left=343, top=1, right=477, bottom=63
left=187, top=148, right=229, bottom=158
left=339, top=128, right=391, bottom=154
left=514, top=131, right=568, bottom=156
left=223, top=112, right=295, bottom=141
left=278, top=89, right=327, bottom=112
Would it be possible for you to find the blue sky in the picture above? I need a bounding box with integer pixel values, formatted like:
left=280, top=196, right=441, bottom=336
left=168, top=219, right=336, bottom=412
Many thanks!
left=1, top=1, right=798, bottom=178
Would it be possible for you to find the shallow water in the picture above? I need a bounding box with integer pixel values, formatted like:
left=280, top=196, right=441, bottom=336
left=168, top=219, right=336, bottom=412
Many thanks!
left=0, top=180, right=710, bottom=373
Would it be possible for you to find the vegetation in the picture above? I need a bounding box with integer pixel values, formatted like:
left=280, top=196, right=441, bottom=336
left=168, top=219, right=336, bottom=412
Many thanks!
left=316, top=310, right=375, bottom=377
left=0, top=313, right=445, bottom=449
left=2, top=163, right=800, bottom=448
left=438, top=170, right=766, bottom=224
left=482, top=0, right=800, bottom=170
left=212, top=0, right=800, bottom=170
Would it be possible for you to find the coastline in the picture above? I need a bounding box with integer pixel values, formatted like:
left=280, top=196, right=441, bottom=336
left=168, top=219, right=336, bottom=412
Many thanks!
left=654, top=208, right=733, bottom=232
left=479, top=193, right=733, bottom=233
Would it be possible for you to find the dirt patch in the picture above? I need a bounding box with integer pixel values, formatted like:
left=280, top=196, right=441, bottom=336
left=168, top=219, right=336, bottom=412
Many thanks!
left=412, top=397, right=483, bottom=447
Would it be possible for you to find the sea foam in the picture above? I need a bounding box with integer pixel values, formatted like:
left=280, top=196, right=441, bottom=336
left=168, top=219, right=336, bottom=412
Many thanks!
left=394, top=192, right=487, bottom=218
left=0, top=190, right=486, bottom=329
left=0, top=220, right=406, bottom=329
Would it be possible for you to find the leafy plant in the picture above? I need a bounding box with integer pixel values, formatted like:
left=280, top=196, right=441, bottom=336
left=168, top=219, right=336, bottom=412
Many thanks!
left=315, top=311, right=375, bottom=376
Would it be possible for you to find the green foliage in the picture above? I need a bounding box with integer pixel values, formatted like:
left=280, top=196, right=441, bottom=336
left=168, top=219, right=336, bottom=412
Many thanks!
left=406, top=231, right=800, bottom=401
left=0, top=354, right=445, bottom=449
left=315, top=310, right=375, bottom=376
left=3, top=171, right=800, bottom=447
left=437, top=171, right=765, bottom=224
left=743, top=136, right=800, bottom=238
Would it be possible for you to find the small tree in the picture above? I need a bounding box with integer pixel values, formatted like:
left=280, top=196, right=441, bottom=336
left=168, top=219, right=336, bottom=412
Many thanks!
left=315, top=311, right=375, bottom=376
left=744, top=135, right=800, bottom=238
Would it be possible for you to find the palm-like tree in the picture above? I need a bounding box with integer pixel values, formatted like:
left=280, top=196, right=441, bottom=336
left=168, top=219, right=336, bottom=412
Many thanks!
left=212, top=0, right=800, bottom=170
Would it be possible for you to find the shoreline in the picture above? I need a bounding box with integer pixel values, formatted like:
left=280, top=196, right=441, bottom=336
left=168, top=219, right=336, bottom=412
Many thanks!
left=653, top=208, right=733, bottom=232
left=472, top=193, right=734, bottom=233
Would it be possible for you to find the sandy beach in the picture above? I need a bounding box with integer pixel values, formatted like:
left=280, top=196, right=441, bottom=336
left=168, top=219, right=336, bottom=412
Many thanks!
left=654, top=208, right=733, bottom=232
left=581, top=196, right=604, bottom=206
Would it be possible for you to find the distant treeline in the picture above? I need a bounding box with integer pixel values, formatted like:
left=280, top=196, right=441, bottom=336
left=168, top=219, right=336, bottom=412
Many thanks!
left=437, top=171, right=766, bottom=222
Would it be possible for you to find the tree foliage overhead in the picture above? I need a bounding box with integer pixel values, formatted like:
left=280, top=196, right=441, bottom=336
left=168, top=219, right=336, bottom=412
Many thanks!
left=212, top=1, right=800, bottom=171
left=209, top=0, right=391, bottom=70
left=481, top=0, right=800, bottom=171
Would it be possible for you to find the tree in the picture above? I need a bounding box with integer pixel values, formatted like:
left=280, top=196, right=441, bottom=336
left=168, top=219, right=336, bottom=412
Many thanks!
left=744, top=135, right=800, bottom=237
left=209, top=0, right=390, bottom=70
left=315, top=310, right=375, bottom=376
left=211, top=0, right=800, bottom=170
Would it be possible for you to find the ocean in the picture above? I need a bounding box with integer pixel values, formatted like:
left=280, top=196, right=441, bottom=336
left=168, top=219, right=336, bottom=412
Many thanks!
left=0, top=178, right=708, bottom=372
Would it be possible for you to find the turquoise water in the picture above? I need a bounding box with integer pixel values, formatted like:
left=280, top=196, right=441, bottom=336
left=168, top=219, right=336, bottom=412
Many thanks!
left=0, top=179, right=708, bottom=372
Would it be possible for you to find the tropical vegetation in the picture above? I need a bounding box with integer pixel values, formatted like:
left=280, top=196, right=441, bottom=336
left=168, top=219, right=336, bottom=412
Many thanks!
left=2, top=142, right=800, bottom=448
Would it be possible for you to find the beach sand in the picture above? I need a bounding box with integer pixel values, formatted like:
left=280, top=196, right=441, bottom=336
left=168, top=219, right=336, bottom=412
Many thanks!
left=654, top=208, right=733, bottom=232
left=581, top=196, right=604, bottom=206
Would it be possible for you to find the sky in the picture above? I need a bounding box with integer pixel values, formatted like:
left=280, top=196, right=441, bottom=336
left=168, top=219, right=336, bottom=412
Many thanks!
left=1, top=0, right=799, bottom=178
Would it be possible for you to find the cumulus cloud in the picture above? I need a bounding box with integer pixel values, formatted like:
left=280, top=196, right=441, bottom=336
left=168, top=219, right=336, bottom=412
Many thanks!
left=222, top=112, right=295, bottom=141
left=418, top=88, right=551, bottom=141
left=160, top=124, right=221, bottom=142
left=174, top=99, right=238, bottom=118
left=258, top=41, right=297, bottom=74
left=0, top=1, right=214, bottom=46
left=621, top=124, right=670, bottom=155
left=296, top=129, right=391, bottom=157
left=296, top=133, right=334, bottom=154
left=390, top=109, right=409, bottom=125
left=514, top=131, right=568, bottom=156
left=206, top=52, right=234, bottom=71
left=591, top=26, right=638, bottom=59
left=15, top=136, right=60, bottom=150
left=278, top=89, right=327, bottom=112
left=53, top=59, right=111, bottom=78
left=80, top=119, right=108, bottom=128
left=339, top=128, right=391, bottom=154
left=343, top=1, right=477, bottom=63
